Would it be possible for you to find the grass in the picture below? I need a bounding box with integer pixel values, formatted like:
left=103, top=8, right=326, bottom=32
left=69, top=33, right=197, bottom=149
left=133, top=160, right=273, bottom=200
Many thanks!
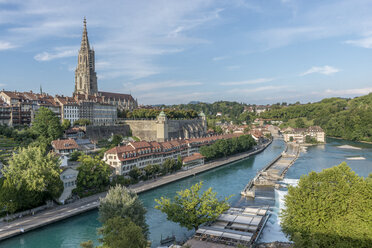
left=0, top=136, right=19, bottom=162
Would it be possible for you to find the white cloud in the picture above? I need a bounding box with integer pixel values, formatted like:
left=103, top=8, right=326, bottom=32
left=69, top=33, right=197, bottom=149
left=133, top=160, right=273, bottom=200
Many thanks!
left=212, top=56, right=228, bottom=61
left=220, top=78, right=274, bottom=86
left=123, top=80, right=203, bottom=92
left=345, top=36, right=372, bottom=48
left=2, top=0, right=221, bottom=79
left=228, top=85, right=286, bottom=94
left=0, top=41, right=16, bottom=51
left=323, top=87, right=372, bottom=96
left=34, top=46, right=77, bottom=61
left=300, top=66, right=339, bottom=76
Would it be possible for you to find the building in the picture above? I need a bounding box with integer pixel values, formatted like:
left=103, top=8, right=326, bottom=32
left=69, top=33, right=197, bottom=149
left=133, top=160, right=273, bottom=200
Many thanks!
left=51, top=139, right=79, bottom=154
left=103, top=133, right=240, bottom=176
left=124, top=111, right=207, bottom=142
left=59, top=167, right=79, bottom=204
left=0, top=91, right=59, bottom=126
left=64, top=127, right=86, bottom=139
left=55, top=96, right=80, bottom=125
left=98, top=91, right=137, bottom=111
left=74, top=18, right=98, bottom=95
left=182, top=153, right=205, bottom=169
left=283, top=126, right=325, bottom=143
left=73, top=18, right=137, bottom=111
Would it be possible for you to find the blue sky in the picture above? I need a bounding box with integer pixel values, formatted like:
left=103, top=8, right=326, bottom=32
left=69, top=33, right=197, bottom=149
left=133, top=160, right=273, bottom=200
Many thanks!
left=0, top=0, right=372, bottom=105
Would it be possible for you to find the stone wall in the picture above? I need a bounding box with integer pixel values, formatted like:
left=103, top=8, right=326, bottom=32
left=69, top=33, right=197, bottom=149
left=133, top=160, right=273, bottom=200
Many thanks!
left=124, top=118, right=206, bottom=141
left=85, top=125, right=131, bottom=140
left=124, top=120, right=158, bottom=141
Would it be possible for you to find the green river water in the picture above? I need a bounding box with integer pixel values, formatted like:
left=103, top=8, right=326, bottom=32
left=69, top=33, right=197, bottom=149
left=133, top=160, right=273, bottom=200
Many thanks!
left=0, top=138, right=371, bottom=248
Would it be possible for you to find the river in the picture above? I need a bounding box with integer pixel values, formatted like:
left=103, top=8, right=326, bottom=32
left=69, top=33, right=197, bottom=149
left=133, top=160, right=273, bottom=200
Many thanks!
left=0, top=138, right=371, bottom=248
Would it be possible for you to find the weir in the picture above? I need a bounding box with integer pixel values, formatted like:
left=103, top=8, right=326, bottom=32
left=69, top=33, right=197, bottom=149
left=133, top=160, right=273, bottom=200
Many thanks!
left=187, top=141, right=300, bottom=247
left=241, top=143, right=300, bottom=198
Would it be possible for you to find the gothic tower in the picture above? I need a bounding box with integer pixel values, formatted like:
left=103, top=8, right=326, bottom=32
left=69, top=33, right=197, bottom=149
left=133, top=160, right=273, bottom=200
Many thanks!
left=74, top=18, right=98, bottom=95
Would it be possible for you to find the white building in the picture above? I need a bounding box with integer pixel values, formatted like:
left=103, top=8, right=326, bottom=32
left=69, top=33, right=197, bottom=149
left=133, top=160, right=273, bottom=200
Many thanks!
left=59, top=167, right=79, bottom=204
left=283, top=126, right=325, bottom=143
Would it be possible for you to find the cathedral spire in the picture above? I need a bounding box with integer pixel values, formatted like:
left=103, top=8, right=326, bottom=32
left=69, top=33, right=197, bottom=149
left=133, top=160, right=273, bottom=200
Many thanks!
left=74, top=17, right=98, bottom=95
left=80, top=17, right=90, bottom=51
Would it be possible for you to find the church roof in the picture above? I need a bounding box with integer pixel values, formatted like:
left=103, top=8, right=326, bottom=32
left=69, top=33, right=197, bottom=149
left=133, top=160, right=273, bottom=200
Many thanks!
left=98, top=91, right=135, bottom=101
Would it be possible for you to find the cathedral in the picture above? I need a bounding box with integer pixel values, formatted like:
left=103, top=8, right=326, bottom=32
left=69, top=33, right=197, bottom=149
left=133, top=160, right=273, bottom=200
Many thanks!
left=74, top=18, right=138, bottom=111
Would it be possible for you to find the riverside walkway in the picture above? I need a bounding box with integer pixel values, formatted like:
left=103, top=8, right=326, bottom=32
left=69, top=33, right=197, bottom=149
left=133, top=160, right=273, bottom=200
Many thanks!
left=0, top=140, right=272, bottom=242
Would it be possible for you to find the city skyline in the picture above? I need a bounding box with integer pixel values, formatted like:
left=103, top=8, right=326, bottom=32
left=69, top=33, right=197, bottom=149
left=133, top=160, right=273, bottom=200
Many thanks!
left=0, top=0, right=372, bottom=105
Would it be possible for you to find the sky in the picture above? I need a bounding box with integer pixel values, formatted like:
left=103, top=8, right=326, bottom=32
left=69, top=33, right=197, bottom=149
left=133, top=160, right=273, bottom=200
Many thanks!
left=0, top=0, right=372, bottom=105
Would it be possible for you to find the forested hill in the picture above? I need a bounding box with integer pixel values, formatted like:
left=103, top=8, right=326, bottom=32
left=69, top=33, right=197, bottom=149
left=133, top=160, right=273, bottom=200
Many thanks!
left=260, top=93, right=372, bottom=142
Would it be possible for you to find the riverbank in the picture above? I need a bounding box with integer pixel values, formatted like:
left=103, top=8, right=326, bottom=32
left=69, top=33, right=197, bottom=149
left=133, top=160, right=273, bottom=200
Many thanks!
left=0, top=139, right=272, bottom=242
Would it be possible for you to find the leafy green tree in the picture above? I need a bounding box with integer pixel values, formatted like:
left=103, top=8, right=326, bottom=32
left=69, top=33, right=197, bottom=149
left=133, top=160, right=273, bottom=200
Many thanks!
left=295, top=118, right=305, bottom=128
left=75, top=155, right=111, bottom=196
left=155, top=181, right=232, bottom=230
left=110, top=134, right=123, bottom=148
left=176, top=155, right=183, bottom=170
left=98, top=217, right=147, bottom=248
left=69, top=150, right=85, bottom=161
left=31, top=107, right=63, bottom=144
left=99, top=185, right=148, bottom=237
left=129, top=167, right=141, bottom=181
left=200, top=135, right=256, bottom=161
left=61, top=119, right=71, bottom=131
left=0, top=146, right=63, bottom=213
left=281, top=163, right=372, bottom=248
left=74, top=118, right=91, bottom=126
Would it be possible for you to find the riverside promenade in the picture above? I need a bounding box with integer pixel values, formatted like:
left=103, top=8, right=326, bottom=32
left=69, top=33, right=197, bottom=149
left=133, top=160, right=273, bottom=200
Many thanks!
left=0, top=139, right=272, bottom=242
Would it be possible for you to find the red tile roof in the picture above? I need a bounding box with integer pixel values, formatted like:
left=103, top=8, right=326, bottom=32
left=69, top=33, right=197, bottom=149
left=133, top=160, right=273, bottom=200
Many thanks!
left=183, top=153, right=204, bottom=163
left=51, top=139, right=79, bottom=150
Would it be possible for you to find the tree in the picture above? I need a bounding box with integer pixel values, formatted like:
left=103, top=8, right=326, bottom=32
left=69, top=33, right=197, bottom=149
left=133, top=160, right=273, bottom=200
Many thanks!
left=75, top=155, right=111, bottom=196
left=31, top=107, right=63, bottom=143
left=80, top=240, right=94, bottom=248
left=129, top=167, right=141, bottom=181
left=155, top=181, right=232, bottom=230
left=0, top=146, right=63, bottom=213
left=99, top=185, right=148, bottom=237
left=281, top=163, right=372, bottom=248
left=110, top=134, right=123, bottom=148
left=295, top=118, right=305, bottom=128
left=69, top=150, right=84, bottom=161
left=62, top=119, right=71, bottom=131
left=74, top=118, right=91, bottom=126
left=98, top=217, right=147, bottom=248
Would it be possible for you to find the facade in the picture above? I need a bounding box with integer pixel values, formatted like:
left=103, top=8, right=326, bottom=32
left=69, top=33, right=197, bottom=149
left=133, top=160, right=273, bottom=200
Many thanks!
left=0, top=91, right=59, bottom=126
left=55, top=96, right=80, bottom=125
left=59, top=167, right=79, bottom=203
left=51, top=139, right=79, bottom=154
left=74, top=18, right=98, bottom=95
left=182, top=153, right=205, bottom=169
left=98, top=91, right=138, bottom=111
left=124, top=111, right=207, bottom=142
left=283, top=126, right=325, bottom=143
left=103, top=133, right=240, bottom=176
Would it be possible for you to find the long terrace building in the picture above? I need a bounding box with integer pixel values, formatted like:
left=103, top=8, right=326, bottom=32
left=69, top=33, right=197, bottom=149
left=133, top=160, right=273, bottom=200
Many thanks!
left=103, top=134, right=240, bottom=176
